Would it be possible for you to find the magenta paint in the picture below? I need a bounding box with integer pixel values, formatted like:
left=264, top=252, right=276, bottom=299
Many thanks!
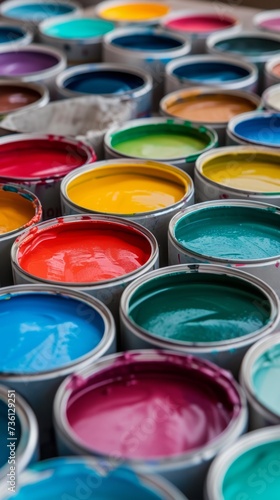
left=165, top=14, right=237, bottom=33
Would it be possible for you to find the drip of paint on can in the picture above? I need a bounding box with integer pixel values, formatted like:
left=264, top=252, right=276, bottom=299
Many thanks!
left=173, top=61, right=250, bottom=83
left=0, top=26, right=27, bottom=43
left=252, top=343, right=280, bottom=416
left=63, top=69, right=145, bottom=95
left=111, top=33, right=183, bottom=50
left=0, top=50, right=59, bottom=75
left=128, top=272, right=271, bottom=343
left=43, top=18, right=115, bottom=39
left=99, top=2, right=169, bottom=22
left=0, top=84, right=42, bottom=113
left=231, top=114, right=280, bottom=147
left=0, top=189, right=36, bottom=233
left=165, top=14, right=236, bottom=33
left=174, top=206, right=280, bottom=260
left=4, top=2, right=76, bottom=21
left=213, top=36, right=280, bottom=57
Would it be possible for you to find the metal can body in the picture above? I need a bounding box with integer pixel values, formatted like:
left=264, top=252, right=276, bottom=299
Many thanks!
left=226, top=111, right=280, bottom=149
left=120, top=264, right=280, bottom=377
left=53, top=350, right=248, bottom=498
left=262, top=83, right=280, bottom=112
left=264, top=55, right=280, bottom=88
left=168, top=200, right=280, bottom=298
left=95, top=0, right=170, bottom=27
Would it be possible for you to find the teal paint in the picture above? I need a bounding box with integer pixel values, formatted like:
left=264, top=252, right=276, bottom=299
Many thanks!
left=215, top=36, right=280, bottom=57
left=174, top=206, right=280, bottom=260
left=43, top=18, right=115, bottom=39
left=252, top=343, right=280, bottom=416
left=5, top=3, right=75, bottom=21
left=222, top=440, right=280, bottom=499
left=128, top=272, right=270, bottom=342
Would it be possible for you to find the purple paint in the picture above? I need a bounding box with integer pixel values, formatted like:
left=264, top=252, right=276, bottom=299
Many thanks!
left=0, top=50, right=59, bottom=75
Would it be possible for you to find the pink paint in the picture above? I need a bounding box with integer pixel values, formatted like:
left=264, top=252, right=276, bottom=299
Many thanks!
left=259, top=18, right=280, bottom=32
left=66, top=352, right=242, bottom=460
left=165, top=14, right=236, bottom=33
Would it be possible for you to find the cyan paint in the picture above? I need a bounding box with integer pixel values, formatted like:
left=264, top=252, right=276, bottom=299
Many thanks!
left=0, top=292, right=105, bottom=373
left=252, top=343, right=280, bottom=416
left=128, top=272, right=271, bottom=342
left=0, top=398, right=20, bottom=469
left=174, top=206, right=280, bottom=260
left=233, top=114, right=280, bottom=147
left=64, top=69, right=145, bottom=94
left=222, top=440, right=280, bottom=500
left=43, top=18, right=115, bottom=39
left=173, top=61, right=250, bottom=83
left=214, top=36, right=280, bottom=57
left=8, top=460, right=164, bottom=499
left=5, top=3, right=75, bottom=21
left=111, top=33, right=183, bottom=51
left=0, top=26, right=26, bottom=43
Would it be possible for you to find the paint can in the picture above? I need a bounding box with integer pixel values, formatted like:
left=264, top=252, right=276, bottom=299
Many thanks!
left=95, top=0, right=170, bottom=26
left=55, top=63, right=153, bottom=118
left=0, top=22, right=33, bottom=48
left=39, top=15, right=115, bottom=65
left=60, top=159, right=194, bottom=265
left=262, top=83, right=280, bottom=112
left=0, top=80, right=49, bottom=126
left=194, top=145, right=280, bottom=207
left=0, top=457, right=188, bottom=500
left=205, top=426, right=280, bottom=500
left=104, top=117, right=218, bottom=179
left=0, top=133, right=96, bottom=220
left=168, top=200, right=280, bottom=298
left=0, top=183, right=42, bottom=287
left=11, top=214, right=159, bottom=320
left=0, top=43, right=66, bottom=98
left=160, top=10, right=240, bottom=54
left=53, top=350, right=247, bottom=498
left=120, top=264, right=280, bottom=377
left=160, top=87, right=261, bottom=145
left=0, top=283, right=116, bottom=457
left=206, top=31, right=280, bottom=92
left=254, top=9, right=280, bottom=35
left=264, top=55, right=280, bottom=88
left=240, top=333, right=280, bottom=430
left=103, top=27, right=191, bottom=109
left=165, top=55, right=258, bottom=95
left=0, top=384, right=38, bottom=490
left=227, top=111, right=280, bottom=149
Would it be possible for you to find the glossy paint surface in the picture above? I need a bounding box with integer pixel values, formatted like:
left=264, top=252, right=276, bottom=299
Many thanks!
left=43, top=18, right=114, bottom=39
left=165, top=14, right=235, bottom=33
left=232, top=114, right=280, bottom=147
left=0, top=189, right=35, bottom=233
left=0, top=50, right=59, bottom=75
left=0, top=84, right=41, bottom=113
left=252, top=343, right=280, bottom=416
left=172, top=61, right=250, bottom=83
left=63, top=69, right=145, bottom=95
left=100, top=3, right=169, bottom=22
left=5, top=2, right=75, bottom=21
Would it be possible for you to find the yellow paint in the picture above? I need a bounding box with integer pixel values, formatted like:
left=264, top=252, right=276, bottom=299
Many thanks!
left=0, top=190, right=35, bottom=234
left=202, top=152, right=280, bottom=193
left=67, top=162, right=189, bottom=214
left=100, top=2, right=169, bottom=21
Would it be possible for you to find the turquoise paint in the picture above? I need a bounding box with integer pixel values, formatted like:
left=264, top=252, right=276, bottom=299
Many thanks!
left=43, top=18, right=115, bottom=39
left=128, top=272, right=271, bottom=343
left=174, top=206, right=280, bottom=261
left=5, top=3, right=74, bottom=21
left=215, top=36, right=280, bottom=57
left=222, top=440, right=280, bottom=499
left=0, top=398, right=20, bottom=469
left=8, top=459, right=164, bottom=499
left=0, top=292, right=104, bottom=374
left=252, top=343, right=280, bottom=416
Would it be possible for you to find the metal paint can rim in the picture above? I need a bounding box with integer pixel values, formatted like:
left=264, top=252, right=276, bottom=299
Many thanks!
left=120, top=263, right=280, bottom=351
left=227, top=110, right=280, bottom=148
left=262, top=83, right=280, bottom=112
left=253, top=9, right=280, bottom=35
left=95, top=0, right=170, bottom=25
left=160, top=9, right=240, bottom=36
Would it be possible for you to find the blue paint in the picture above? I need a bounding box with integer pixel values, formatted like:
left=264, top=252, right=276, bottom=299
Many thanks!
left=0, top=398, right=21, bottom=469
left=64, top=69, right=145, bottom=95
left=233, top=114, right=280, bottom=147
left=9, top=459, right=164, bottom=499
left=173, top=61, right=250, bottom=83
left=5, top=2, right=75, bottom=21
left=0, top=292, right=105, bottom=374
left=0, top=26, right=26, bottom=43
left=111, top=33, right=183, bottom=51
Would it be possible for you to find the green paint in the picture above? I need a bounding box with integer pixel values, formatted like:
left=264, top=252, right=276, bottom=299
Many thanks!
left=111, top=123, right=211, bottom=160
left=175, top=206, right=280, bottom=261
left=43, top=18, right=115, bottom=39
left=252, top=343, right=280, bottom=416
left=128, top=273, right=271, bottom=343
left=222, top=440, right=280, bottom=499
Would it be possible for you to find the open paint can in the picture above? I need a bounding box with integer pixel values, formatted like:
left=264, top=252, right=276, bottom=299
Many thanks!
left=53, top=350, right=247, bottom=498
left=60, top=159, right=194, bottom=264
left=0, top=183, right=42, bottom=286
left=240, top=333, right=280, bottom=429
left=0, top=457, right=188, bottom=499
left=95, top=0, right=170, bottom=26
left=0, top=80, right=49, bottom=124
left=104, top=117, right=218, bottom=178
left=0, top=283, right=116, bottom=456
left=160, top=87, right=261, bottom=145
left=165, top=55, right=258, bottom=95
left=227, top=111, right=280, bottom=149
left=205, top=426, right=280, bottom=500
left=0, top=0, right=80, bottom=28
left=264, top=55, right=280, bottom=88
left=254, top=9, right=280, bottom=35
left=0, top=133, right=96, bottom=219
left=11, top=214, right=159, bottom=320
left=168, top=200, right=280, bottom=298
left=120, top=264, right=280, bottom=376
left=262, top=83, right=280, bottom=112
left=195, top=145, right=280, bottom=207
left=0, top=22, right=33, bottom=48
left=0, top=384, right=38, bottom=489
left=160, top=10, right=240, bottom=53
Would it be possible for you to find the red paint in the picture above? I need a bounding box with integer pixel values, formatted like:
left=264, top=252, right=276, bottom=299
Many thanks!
left=18, top=220, right=152, bottom=283
left=0, top=137, right=95, bottom=180
left=166, top=15, right=236, bottom=33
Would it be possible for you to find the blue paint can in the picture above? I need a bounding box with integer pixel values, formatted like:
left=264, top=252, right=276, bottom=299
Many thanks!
left=227, top=111, right=280, bottom=148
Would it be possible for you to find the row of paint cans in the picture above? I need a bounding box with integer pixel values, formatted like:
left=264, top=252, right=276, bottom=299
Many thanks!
left=0, top=384, right=38, bottom=489
left=262, top=83, right=280, bottom=112
left=0, top=80, right=49, bottom=123
left=53, top=350, right=248, bottom=499
left=60, top=159, right=194, bottom=265
left=168, top=200, right=280, bottom=298
left=265, top=55, right=280, bottom=87
left=0, top=21, right=33, bottom=48
left=0, top=133, right=96, bottom=219
left=0, top=457, right=188, bottom=500
left=119, top=264, right=280, bottom=376
left=0, top=183, right=42, bottom=286
left=226, top=111, right=280, bottom=149
left=159, top=87, right=261, bottom=145
left=0, top=283, right=116, bottom=455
